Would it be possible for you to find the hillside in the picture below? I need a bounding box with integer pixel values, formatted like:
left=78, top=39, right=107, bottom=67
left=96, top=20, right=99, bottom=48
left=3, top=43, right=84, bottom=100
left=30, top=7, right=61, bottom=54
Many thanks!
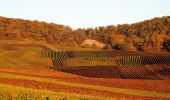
left=0, top=40, right=170, bottom=99
left=0, top=16, right=170, bottom=52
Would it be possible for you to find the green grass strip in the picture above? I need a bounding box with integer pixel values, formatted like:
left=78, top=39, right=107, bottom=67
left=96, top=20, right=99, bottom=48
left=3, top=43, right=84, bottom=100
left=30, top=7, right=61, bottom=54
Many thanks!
left=0, top=72, right=169, bottom=99
left=0, top=83, right=108, bottom=100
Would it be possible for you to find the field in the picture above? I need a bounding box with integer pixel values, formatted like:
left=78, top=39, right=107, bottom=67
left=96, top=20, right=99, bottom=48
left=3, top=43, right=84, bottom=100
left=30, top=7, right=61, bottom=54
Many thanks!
left=0, top=40, right=170, bottom=100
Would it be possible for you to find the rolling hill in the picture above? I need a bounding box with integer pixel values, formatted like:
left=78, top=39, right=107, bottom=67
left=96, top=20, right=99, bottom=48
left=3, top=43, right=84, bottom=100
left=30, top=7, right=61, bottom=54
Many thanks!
left=0, top=16, right=170, bottom=99
left=0, top=40, right=170, bottom=99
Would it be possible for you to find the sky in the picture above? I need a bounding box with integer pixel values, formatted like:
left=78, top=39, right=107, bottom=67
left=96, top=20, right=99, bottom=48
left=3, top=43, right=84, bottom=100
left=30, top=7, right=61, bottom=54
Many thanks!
left=0, top=0, right=170, bottom=29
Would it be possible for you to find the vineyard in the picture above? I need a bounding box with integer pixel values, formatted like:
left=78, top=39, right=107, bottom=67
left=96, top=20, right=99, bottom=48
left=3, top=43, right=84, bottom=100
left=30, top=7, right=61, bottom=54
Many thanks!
left=0, top=41, right=170, bottom=99
left=41, top=50, right=170, bottom=80
left=1, top=44, right=170, bottom=79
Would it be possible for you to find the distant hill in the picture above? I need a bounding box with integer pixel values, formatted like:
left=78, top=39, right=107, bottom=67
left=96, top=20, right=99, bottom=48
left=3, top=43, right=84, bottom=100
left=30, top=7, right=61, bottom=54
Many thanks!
left=0, top=16, right=170, bottom=52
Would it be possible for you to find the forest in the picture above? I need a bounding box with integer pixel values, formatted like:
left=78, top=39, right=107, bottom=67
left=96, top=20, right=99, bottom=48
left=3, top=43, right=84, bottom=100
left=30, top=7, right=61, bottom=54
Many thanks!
left=0, top=16, right=170, bottom=52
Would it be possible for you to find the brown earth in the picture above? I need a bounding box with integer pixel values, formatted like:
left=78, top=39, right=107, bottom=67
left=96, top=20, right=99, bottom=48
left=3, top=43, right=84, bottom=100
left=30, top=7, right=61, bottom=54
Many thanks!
left=0, top=67, right=169, bottom=93
left=0, top=78, right=159, bottom=100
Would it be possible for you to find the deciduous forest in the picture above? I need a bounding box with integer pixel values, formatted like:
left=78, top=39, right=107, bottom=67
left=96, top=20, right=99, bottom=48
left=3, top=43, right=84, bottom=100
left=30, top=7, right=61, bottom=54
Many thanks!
left=0, top=16, right=170, bottom=52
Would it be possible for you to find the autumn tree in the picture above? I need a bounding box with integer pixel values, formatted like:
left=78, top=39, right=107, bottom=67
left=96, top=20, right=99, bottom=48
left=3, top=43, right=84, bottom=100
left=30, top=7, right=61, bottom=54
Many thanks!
left=110, top=34, right=126, bottom=50
left=0, top=16, right=170, bottom=52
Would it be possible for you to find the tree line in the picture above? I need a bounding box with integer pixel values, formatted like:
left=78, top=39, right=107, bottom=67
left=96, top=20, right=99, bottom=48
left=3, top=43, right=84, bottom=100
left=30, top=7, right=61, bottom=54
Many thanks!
left=0, top=16, right=170, bottom=52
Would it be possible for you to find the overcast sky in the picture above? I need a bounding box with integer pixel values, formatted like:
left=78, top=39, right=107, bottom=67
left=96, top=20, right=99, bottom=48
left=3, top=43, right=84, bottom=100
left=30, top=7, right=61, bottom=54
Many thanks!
left=0, top=0, right=170, bottom=29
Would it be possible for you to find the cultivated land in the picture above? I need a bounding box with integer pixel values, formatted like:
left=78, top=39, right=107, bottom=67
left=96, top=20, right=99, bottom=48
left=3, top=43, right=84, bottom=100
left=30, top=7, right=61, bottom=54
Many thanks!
left=0, top=40, right=170, bottom=100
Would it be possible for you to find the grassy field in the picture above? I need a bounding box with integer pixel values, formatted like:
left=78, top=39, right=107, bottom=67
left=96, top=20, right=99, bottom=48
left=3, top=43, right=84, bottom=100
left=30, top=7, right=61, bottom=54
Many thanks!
left=0, top=72, right=170, bottom=99
left=0, top=83, right=109, bottom=100
left=0, top=40, right=170, bottom=100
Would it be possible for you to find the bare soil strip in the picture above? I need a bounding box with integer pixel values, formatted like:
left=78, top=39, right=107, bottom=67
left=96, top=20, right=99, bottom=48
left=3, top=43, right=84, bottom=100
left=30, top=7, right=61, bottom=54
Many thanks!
left=0, top=68, right=169, bottom=93
left=0, top=72, right=169, bottom=99
left=0, top=78, right=154, bottom=99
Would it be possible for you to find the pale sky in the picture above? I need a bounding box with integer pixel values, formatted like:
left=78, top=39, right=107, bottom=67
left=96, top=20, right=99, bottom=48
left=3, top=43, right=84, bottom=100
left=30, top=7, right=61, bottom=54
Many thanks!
left=0, top=0, right=170, bottom=29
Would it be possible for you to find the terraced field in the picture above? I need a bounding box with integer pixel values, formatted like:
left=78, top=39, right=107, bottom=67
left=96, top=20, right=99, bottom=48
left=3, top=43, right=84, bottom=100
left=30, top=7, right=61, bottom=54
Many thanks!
left=0, top=41, right=170, bottom=99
